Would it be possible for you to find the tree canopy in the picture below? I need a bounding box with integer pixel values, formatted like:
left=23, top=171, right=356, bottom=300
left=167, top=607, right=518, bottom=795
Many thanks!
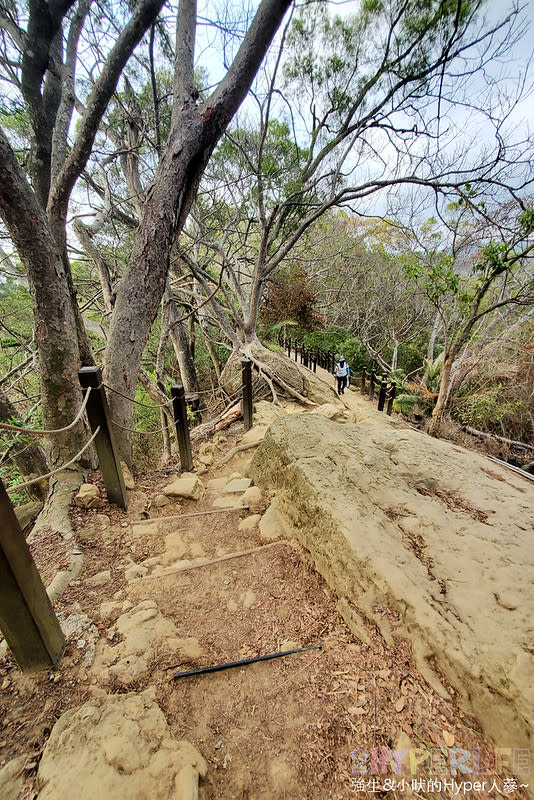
left=0, top=0, right=533, bottom=489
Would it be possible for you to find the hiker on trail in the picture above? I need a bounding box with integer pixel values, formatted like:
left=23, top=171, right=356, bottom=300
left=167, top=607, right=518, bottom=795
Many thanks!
left=334, top=356, right=348, bottom=394
left=345, top=362, right=351, bottom=389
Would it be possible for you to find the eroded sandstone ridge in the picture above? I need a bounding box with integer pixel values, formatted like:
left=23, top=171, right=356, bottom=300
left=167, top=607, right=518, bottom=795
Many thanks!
left=250, top=412, right=533, bottom=773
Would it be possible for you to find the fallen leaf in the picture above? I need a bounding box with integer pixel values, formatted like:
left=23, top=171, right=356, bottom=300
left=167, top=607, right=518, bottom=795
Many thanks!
left=400, top=721, right=413, bottom=735
left=395, top=697, right=406, bottom=712
left=348, top=706, right=367, bottom=716
left=377, top=669, right=390, bottom=678
left=443, top=729, right=455, bottom=747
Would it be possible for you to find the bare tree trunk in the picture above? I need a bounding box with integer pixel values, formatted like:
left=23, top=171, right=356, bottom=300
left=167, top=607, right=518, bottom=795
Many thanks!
left=199, top=327, right=222, bottom=381
left=165, top=285, right=199, bottom=395
left=0, top=130, right=86, bottom=468
left=138, top=367, right=174, bottom=463
left=391, top=339, right=398, bottom=373
left=155, top=305, right=173, bottom=464
left=104, top=0, right=292, bottom=459
left=428, top=355, right=454, bottom=437
left=73, top=219, right=115, bottom=312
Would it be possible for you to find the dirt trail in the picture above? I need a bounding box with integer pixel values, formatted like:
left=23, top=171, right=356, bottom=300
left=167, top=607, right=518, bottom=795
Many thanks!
left=0, top=373, right=530, bottom=799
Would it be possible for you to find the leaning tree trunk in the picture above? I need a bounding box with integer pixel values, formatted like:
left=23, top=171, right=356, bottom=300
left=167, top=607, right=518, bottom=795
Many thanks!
left=104, top=0, right=292, bottom=461
left=428, top=354, right=454, bottom=437
left=0, top=130, right=87, bottom=469
left=220, top=338, right=338, bottom=407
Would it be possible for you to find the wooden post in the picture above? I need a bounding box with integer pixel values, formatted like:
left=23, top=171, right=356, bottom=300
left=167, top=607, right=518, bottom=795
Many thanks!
left=294, top=343, right=298, bottom=362
left=241, top=359, right=253, bottom=431
left=369, top=370, right=376, bottom=400
left=171, top=385, right=194, bottom=472
left=287, top=338, right=291, bottom=358
left=78, top=366, right=128, bottom=509
left=360, top=368, right=366, bottom=395
left=387, top=382, right=396, bottom=416
left=377, top=376, right=387, bottom=411
left=313, top=351, right=317, bottom=373
left=0, top=479, right=65, bottom=670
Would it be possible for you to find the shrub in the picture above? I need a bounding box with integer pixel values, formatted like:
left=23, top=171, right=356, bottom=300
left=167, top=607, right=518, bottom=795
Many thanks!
left=455, top=385, right=528, bottom=440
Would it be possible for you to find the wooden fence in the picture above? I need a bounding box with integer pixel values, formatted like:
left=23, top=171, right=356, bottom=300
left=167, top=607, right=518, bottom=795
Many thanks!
left=285, top=338, right=396, bottom=415
left=0, top=362, right=255, bottom=671
left=1, top=345, right=397, bottom=671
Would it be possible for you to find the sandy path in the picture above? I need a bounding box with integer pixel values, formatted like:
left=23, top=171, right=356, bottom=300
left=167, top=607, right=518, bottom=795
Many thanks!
left=0, top=379, right=531, bottom=800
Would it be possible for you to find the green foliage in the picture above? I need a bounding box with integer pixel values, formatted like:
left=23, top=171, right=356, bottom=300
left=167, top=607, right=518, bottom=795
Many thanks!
left=403, top=252, right=459, bottom=304
left=392, top=393, right=420, bottom=415
left=285, top=0, right=480, bottom=126
left=477, top=241, right=508, bottom=277
left=265, top=320, right=298, bottom=342
left=301, top=328, right=369, bottom=373
left=519, top=208, right=534, bottom=235
left=1, top=337, right=20, bottom=348
left=214, top=119, right=309, bottom=217
left=132, top=386, right=163, bottom=468
left=422, top=350, right=444, bottom=391
left=395, top=342, right=427, bottom=376
left=456, top=386, right=526, bottom=435
left=0, top=462, right=28, bottom=506
left=386, top=368, right=409, bottom=393
left=0, top=102, right=30, bottom=137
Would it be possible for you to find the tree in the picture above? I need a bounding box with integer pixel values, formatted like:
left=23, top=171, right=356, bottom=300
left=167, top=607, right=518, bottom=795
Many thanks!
left=174, top=0, right=533, bottom=399
left=0, top=0, right=167, bottom=468
left=307, top=214, right=434, bottom=374
left=0, top=0, right=292, bottom=466
left=402, top=205, right=534, bottom=436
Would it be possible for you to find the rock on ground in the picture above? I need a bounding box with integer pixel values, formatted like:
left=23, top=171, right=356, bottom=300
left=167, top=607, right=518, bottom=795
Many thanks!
left=120, top=462, right=135, bottom=490
left=162, top=473, right=205, bottom=501
left=75, top=484, right=104, bottom=509
left=250, top=412, right=533, bottom=780
left=92, top=600, right=203, bottom=686
left=0, top=756, right=26, bottom=800
left=311, top=403, right=347, bottom=422
left=35, top=693, right=206, bottom=800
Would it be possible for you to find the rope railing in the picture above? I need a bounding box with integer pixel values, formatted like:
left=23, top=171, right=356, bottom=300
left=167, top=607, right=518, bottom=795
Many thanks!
left=0, top=387, right=93, bottom=436
left=6, top=426, right=101, bottom=494
left=102, top=382, right=173, bottom=409
left=0, top=362, right=256, bottom=676
left=284, top=339, right=397, bottom=416
left=111, top=418, right=176, bottom=436
left=2, top=360, right=255, bottom=507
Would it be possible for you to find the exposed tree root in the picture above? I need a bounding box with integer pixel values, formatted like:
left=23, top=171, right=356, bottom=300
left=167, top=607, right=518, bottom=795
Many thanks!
left=30, top=469, right=85, bottom=602
left=241, top=345, right=317, bottom=407
left=218, top=440, right=260, bottom=465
